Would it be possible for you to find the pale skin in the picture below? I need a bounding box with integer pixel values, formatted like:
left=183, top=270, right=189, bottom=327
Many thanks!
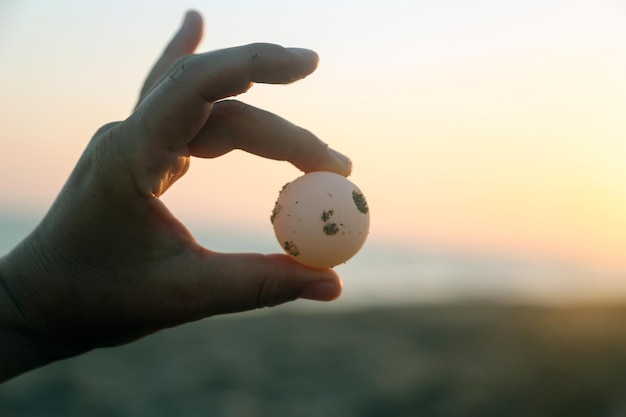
left=0, top=11, right=352, bottom=382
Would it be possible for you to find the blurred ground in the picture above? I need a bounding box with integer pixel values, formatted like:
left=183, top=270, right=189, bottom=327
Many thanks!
left=2, top=303, right=626, bottom=417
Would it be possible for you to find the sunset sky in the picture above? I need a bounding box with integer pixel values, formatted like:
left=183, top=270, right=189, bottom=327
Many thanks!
left=1, top=0, right=625, bottom=274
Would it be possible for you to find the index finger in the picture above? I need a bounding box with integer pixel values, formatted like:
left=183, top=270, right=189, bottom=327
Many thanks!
left=134, top=43, right=320, bottom=150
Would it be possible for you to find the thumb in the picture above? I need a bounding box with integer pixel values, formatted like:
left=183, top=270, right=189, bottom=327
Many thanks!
left=164, top=251, right=342, bottom=319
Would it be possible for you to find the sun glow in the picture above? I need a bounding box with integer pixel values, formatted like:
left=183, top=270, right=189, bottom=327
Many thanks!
left=1, top=0, right=625, bottom=277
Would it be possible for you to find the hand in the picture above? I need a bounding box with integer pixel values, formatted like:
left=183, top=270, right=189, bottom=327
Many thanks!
left=0, top=10, right=352, bottom=381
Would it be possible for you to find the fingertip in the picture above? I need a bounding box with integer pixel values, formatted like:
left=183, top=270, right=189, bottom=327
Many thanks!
left=298, top=278, right=343, bottom=302
left=254, top=254, right=342, bottom=304
left=300, top=146, right=353, bottom=177
left=180, top=10, right=204, bottom=50
left=282, top=47, right=319, bottom=81
left=328, top=148, right=353, bottom=177
left=289, top=48, right=319, bottom=66
left=183, top=10, right=203, bottom=26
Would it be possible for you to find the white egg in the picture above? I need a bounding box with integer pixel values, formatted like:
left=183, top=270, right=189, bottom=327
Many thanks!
left=271, top=171, right=370, bottom=268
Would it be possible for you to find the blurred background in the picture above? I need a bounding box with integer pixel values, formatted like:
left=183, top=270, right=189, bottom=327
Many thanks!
left=1, top=1, right=625, bottom=416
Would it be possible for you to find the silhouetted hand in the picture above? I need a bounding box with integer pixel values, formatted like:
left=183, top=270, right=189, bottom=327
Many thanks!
left=0, top=10, right=352, bottom=382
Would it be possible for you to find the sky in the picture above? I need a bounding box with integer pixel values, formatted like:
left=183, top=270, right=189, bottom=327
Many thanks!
left=1, top=0, right=625, bottom=277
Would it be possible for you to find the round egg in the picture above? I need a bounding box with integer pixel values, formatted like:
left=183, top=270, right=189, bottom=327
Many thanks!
left=271, top=171, right=370, bottom=268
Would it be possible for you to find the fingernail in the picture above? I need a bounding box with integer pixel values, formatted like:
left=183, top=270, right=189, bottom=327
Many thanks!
left=299, top=281, right=341, bottom=302
left=290, top=48, right=319, bottom=63
left=329, top=148, right=353, bottom=175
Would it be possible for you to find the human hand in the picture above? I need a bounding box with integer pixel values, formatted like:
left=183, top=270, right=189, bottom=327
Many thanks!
left=0, top=10, right=351, bottom=380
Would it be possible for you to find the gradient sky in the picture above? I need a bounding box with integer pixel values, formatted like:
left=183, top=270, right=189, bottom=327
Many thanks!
left=1, top=0, right=625, bottom=273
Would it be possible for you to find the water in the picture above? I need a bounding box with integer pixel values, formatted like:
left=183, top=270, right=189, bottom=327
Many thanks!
left=1, top=211, right=624, bottom=309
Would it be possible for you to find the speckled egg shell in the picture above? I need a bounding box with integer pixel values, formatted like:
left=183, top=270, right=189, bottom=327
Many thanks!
left=271, top=171, right=370, bottom=268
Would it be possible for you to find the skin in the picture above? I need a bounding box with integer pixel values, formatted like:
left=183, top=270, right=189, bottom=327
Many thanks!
left=0, top=10, right=352, bottom=382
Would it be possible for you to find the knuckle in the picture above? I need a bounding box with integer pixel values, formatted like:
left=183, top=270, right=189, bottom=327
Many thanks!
left=165, top=55, right=196, bottom=85
left=255, top=275, right=298, bottom=309
left=92, top=122, right=121, bottom=139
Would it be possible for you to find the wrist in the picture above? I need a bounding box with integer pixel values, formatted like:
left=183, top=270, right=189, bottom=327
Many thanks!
left=0, top=231, right=88, bottom=382
left=0, top=251, right=49, bottom=382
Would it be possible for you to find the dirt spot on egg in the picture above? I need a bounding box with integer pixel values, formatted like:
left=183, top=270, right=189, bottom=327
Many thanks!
left=321, top=209, right=334, bottom=222
left=323, top=222, right=339, bottom=236
left=283, top=240, right=300, bottom=256
left=270, top=203, right=282, bottom=224
left=352, top=190, right=369, bottom=214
